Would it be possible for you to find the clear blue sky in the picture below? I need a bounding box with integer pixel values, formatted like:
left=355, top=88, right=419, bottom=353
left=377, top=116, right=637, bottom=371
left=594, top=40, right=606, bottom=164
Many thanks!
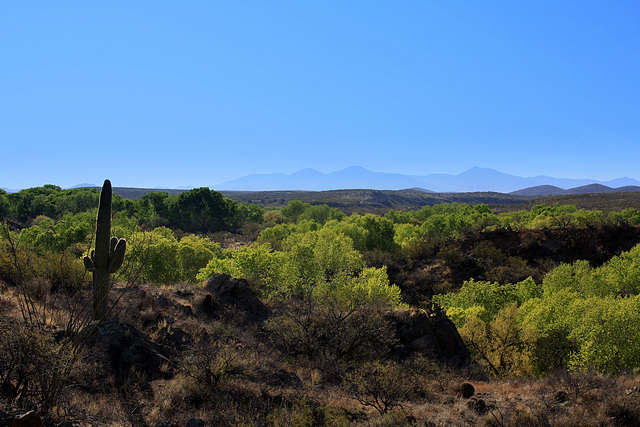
left=2, top=1, right=639, bottom=189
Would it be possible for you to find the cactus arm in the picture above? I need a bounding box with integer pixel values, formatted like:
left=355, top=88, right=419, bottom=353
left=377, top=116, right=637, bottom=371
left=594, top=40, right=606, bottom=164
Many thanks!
left=83, top=256, right=96, bottom=272
left=109, top=236, right=118, bottom=259
left=108, top=238, right=127, bottom=273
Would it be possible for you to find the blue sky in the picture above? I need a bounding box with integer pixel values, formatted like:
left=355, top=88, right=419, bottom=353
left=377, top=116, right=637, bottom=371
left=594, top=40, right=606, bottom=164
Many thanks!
left=2, top=1, right=639, bottom=189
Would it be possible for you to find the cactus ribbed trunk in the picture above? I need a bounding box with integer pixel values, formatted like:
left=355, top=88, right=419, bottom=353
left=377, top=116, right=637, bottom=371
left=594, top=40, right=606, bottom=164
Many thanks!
left=92, top=180, right=112, bottom=320
left=84, top=179, right=127, bottom=320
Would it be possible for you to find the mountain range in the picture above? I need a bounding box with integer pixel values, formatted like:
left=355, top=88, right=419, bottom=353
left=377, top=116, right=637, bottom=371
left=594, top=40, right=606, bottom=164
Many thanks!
left=3, top=167, right=639, bottom=195
left=213, top=166, right=640, bottom=194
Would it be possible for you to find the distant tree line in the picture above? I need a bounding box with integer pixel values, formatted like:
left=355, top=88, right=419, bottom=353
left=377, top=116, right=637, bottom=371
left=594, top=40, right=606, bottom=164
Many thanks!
left=0, top=185, right=264, bottom=233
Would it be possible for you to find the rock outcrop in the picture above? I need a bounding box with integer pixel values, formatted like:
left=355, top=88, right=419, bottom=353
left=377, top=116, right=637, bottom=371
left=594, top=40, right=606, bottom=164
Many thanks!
left=387, top=308, right=471, bottom=365
left=200, top=274, right=268, bottom=321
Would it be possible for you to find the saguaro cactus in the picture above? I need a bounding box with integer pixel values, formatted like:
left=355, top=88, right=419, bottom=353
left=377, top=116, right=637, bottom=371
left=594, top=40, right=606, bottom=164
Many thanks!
left=83, top=179, right=126, bottom=320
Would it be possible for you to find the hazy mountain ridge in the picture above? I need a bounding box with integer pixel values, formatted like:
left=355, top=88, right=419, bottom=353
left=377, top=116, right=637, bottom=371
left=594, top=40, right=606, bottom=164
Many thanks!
left=1, top=187, right=21, bottom=194
left=4, top=167, right=639, bottom=195
left=214, top=166, right=640, bottom=193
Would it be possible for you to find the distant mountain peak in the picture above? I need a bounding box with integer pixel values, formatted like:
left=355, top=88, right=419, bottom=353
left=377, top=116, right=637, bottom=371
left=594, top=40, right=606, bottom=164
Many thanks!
left=68, top=183, right=98, bottom=189
left=292, top=168, right=322, bottom=176
left=341, top=165, right=371, bottom=172
left=213, top=166, right=640, bottom=193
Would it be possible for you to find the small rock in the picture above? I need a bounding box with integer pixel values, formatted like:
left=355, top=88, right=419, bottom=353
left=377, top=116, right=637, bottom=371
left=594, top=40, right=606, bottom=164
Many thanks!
left=11, top=411, right=43, bottom=427
left=186, top=419, right=204, bottom=427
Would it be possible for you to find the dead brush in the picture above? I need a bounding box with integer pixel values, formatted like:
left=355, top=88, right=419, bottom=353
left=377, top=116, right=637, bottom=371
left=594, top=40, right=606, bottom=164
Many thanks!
left=548, top=369, right=610, bottom=403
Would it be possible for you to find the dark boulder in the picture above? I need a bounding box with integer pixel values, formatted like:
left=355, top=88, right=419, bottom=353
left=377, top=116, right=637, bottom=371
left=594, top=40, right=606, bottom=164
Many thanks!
left=9, top=411, right=42, bottom=427
left=387, top=308, right=471, bottom=365
left=201, top=274, right=268, bottom=321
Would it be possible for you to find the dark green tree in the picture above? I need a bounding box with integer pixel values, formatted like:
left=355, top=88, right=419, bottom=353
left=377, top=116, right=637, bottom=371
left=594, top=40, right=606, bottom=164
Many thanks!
left=168, top=187, right=239, bottom=233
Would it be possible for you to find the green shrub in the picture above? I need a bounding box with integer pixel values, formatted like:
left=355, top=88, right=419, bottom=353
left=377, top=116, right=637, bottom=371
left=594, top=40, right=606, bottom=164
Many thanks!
left=460, top=303, right=538, bottom=377
left=125, top=228, right=220, bottom=284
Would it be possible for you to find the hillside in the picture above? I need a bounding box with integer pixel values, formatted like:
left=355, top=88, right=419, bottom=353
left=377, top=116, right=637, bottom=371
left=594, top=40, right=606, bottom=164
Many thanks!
left=219, top=189, right=530, bottom=213
left=4, top=220, right=640, bottom=425
left=104, top=186, right=640, bottom=216
left=5, top=183, right=640, bottom=425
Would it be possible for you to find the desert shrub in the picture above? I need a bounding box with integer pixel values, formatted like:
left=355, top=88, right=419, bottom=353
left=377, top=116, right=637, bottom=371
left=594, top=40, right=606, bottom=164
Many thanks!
left=179, top=341, right=244, bottom=392
left=267, top=399, right=314, bottom=427
left=603, top=395, right=640, bottom=426
left=598, top=244, right=640, bottom=295
left=438, top=244, right=463, bottom=264
left=0, top=237, right=87, bottom=293
left=472, top=241, right=507, bottom=267
left=541, top=260, right=599, bottom=296
left=434, top=277, right=540, bottom=325
left=549, top=369, right=609, bottom=402
left=266, top=398, right=351, bottom=427
left=196, top=243, right=282, bottom=294
left=606, top=208, right=640, bottom=226
left=175, top=234, right=221, bottom=282
left=485, top=257, right=538, bottom=285
left=298, top=204, right=344, bottom=225
left=351, top=214, right=398, bottom=253
left=397, top=233, right=437, bottom=261
left=460, top=303, right=538, bottom=377
left=324, top=220, right=368, bottom=252
left=280, top=200, right=311, bottom=223
left=200, top=228, right=405, bottom=308
left=342, top=360, right=412, bottom=415
left=266, top=300, right=395, bottom=378
left=263, top=209, right=284, bottom=227
left=393, top=223, right=420, bottom=248
left=0, top=319, right=75, bottom=410
left=18, top=211, right=95, bottom=253
left=125, top=228, right=220, bottom=284
left=566, top=296, right=640, bottom=373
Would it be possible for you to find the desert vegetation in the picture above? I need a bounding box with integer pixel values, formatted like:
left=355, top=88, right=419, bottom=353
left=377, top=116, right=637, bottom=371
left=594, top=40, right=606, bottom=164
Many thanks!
left=2, top=184, right=640, bottom=426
